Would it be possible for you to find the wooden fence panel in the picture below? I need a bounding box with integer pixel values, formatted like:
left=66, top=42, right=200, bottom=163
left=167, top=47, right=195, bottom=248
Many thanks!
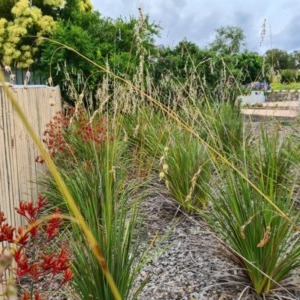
left=0, top=85, right=62, bottom=227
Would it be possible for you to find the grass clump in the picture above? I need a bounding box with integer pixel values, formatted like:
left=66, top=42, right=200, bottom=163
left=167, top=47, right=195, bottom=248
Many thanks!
left=39, top=106, right=151, bottom=299
left=206, top=127, right=300, bottom=296
left=202, top=103, right=247, bottom=159
left=158, top=130, right=211, bottom=213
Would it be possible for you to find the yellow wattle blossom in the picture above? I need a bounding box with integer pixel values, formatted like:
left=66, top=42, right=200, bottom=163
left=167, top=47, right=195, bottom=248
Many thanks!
left=7, top=24, right=27, bottom=38
left=78, top=0, right=93, bottom=12
left=11, top=0, right=29, bottom=18
left=24, top=51, right=31, bottom=58
left=0, top=18, right=7, bottom=35
left=0, top=0, right=57, bottom=67
left=0, top=0, right=94, bottom=68
left=3, top=55, right=12, bottom=66
left=4, top=46, right=14, bottom=56
left=37, top=15, right=56, bottom=34
left=21, top=45, right=30, bottom=51
left=12, top=50, right=21, bottom=59
left=20, top=18, right=34, bottom=28
left=43, top=0, right=64, bottom=6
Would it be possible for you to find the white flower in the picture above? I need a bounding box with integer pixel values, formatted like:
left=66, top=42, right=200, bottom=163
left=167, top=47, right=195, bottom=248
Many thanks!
left=4, top=65, right=11, bottom=73
left=159, top=171, right=165, bottom=180
left=162, top=164, right=169, bottom=173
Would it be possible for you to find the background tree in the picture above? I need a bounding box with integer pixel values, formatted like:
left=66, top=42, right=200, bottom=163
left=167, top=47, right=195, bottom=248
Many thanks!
left=235, top=52, right=264, bottom=84
left=208, top=26, right=245, bottom=55
left=0, top=0, right=92, bottom=68
left=264, top=48, right=295, bottom=71
left=291, top=50, right=300, bottom=69
left=264, top=49, right=299, bottom=83
left=38, top=9, right=160, bottom=104
left=151, top=40, right=245, bottom=104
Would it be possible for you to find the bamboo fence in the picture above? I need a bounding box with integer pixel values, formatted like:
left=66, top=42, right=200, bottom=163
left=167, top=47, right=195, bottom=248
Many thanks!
left=0, top=84, right=62, bottom=294
left=0, top=84, right=61, bottom=228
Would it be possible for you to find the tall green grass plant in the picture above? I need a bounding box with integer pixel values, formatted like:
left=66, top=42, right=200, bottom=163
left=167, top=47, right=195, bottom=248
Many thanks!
left=206, top=127, right=300, bottom=295
left=40, top=109, right=150, bottom=299
left=159, top=130, right=211, bottom=213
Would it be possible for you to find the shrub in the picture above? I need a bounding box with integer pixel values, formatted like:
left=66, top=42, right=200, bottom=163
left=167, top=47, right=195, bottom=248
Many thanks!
left=280, top=69, right=299, bottom=84
left=0, top=195, right=72, bottom=299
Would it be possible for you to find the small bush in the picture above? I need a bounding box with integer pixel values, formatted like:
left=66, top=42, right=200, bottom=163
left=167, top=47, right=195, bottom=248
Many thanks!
left=280, top=69, right=299, bottom=84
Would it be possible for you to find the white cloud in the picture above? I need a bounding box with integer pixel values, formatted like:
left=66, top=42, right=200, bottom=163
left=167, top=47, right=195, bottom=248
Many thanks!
left=92, top=0, right=300, bottom=53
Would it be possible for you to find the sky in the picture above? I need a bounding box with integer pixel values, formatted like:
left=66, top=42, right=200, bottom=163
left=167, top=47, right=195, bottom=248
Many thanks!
left=91, top=0, right=300, bottom=54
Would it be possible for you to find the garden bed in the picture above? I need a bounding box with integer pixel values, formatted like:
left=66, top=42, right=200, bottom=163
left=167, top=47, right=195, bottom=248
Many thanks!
left=135, top=120, right=300, bottom=300
left=136, top=192, right=300, bottom=300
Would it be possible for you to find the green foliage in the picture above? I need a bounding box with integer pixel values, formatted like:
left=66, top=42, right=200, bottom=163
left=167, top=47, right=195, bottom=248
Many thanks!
left=65, top=153, right=144, bottom=300
left=119, top=104, right=213, bottom=215
left=152, top=42, right=245, bottom=105
left=280, top=69, right=299, bottom=83
left=159, top=130, right=211, bottom=213
left=40, top=109, right=149, bottom=299
left=207, top=127, right=300, bottom=295
left=235, top=52, right=264, bottom=84
left=247, top=126, right=295, bottom=196
left=270, top=82, right=300, bottom=90
left=208, top=26, right=245, bottom=54
left=0, top=0, right=18, bottom=21
left=203, top=103, right=247, bottom=158
left=265, top=48, right=296, bottom=71
left=38, top=11, right=160, bottom=104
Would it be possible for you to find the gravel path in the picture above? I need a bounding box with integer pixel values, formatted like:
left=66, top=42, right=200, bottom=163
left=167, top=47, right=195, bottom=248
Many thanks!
left=136, top=190, right=300, bottom=300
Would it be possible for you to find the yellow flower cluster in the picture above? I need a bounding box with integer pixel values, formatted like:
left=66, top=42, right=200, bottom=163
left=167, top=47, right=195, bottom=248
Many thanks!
left=0, top=0, right=57, bottom=67
left=37, top=15, right=56, bottom=35
left=78, top=0, right=93, bottom=12
left=43, top=0, right=64, bottom=6
left=11, top=0, right=29, bottom=18
left=0, top=19, right=8, bottom=47
left=0, top=18, right=7, bottom=33
left=21, top=45, right=30, bottom=51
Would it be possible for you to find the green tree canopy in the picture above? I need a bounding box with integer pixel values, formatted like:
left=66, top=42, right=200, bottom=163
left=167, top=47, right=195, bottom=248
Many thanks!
left=208, top=26, right=245, bottom=55
left=38, top=9, right=160, bottom=104
left=235, top=51, right=264, bottom=84
left=151, top=40, right=245, bottom=104
left=264, top=48, right=296, bottom=71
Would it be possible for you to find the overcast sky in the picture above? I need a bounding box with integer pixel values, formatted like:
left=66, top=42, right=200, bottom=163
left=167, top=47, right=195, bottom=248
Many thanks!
left=91, top=0, right=300, bottom=54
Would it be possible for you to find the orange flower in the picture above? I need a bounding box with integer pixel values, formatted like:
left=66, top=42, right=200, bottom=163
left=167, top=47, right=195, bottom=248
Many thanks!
left=62, top=268, right=73, bottom=284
